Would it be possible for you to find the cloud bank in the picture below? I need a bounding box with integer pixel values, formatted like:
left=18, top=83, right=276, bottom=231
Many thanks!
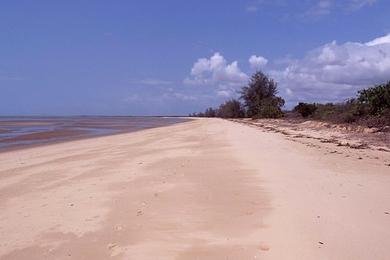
left=187, top=52, right=248, bottom=86
left=249, top=55, right=268, bottom=69
left=185, top=53, right=249, bottom=98
left=273, top=33, right=390, bottom=105
left=185, top=34, right=390, bottom=107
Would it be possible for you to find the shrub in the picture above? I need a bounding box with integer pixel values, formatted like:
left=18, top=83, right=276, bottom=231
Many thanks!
left=308, top=99, right=360, bottom=123
left=357, top=81, right=390, bottom=116
left=294, top=102, right=317, bottom=118
left=217, top=99, right=245, bottom=118
left=254, top=97, right=285, bottom=118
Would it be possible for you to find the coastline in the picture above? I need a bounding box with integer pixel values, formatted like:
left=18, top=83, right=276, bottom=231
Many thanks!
left=0, top=116, right=189, bottom=153
left=0, top=118, right=389, bottom=259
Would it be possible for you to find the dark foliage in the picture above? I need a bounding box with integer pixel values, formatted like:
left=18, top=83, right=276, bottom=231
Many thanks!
left=240, top=71, right=285, bottom=118
left=204, top=107, right=217, bottom=117
left=293, top=83, right=390, bottom=127
left=217, top=99, right=245, bottom=118
left=313, top=100, right=360, bottom=123
left=294, top=102, right=318, bottom=118
left=357, top=81, right=390, bottom=116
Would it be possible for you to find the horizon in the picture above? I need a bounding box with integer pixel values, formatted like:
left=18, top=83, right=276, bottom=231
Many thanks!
left=1, top=1, right=390, bottom=116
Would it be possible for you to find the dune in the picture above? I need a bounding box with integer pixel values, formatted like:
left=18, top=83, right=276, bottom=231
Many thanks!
left=0, top=118, right=389, bottom=259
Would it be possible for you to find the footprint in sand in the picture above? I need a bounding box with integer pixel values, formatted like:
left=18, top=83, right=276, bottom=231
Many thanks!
left=115, top=225, right=123, bottom=231
left=259, top=244, right=270, bottom=251
left=107, top=243, right=124, bottom=257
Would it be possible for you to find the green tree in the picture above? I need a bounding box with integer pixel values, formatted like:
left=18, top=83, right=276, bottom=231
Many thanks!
left=240, top=71, right=285, bottom=118
left=217, top=99, right=245, bottom=118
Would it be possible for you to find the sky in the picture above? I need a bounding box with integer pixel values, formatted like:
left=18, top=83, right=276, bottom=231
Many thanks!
left=1, top=0, right=390, bottom=116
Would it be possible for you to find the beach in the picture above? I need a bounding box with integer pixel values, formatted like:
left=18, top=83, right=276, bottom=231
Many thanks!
left=0, top=118, right=389, bottom=259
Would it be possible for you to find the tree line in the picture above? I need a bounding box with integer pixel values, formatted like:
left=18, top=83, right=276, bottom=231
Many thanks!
left=190, top=71, right=390, bottom=127
left=189, top=71, right=285, bottom=119
left=293, top=81, right=390, bottom=127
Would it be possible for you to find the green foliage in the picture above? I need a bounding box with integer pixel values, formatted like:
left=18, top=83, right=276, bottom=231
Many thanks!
left=294, top=102, right=317, bottom=118
left=357, top=81, right=390, bottom=116
left=189, top=100, right=244, bottom=118
left=240, top=71, right=285, bottom=118
left=312, top=100, right=360, bottom=123
left=253, top=97, right=285, bottom=118
left=217, top=99, right=245, bottom=118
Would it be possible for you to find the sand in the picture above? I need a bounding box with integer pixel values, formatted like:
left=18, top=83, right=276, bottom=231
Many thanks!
left=0, top=118, right=389, bottom=259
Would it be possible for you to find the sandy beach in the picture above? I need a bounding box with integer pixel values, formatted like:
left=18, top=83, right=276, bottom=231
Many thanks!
left=0, top=118, right=389, bottom=259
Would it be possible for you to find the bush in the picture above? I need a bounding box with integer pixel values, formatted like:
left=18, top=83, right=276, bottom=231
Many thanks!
left=312, top=100, right=359, bottom=123
left=217, top=99, right=245, bottom=118
left=357, top=81, right=390, bottom=116
left=254, top=97, right=285, bottom=118
left=240, top=71, right=285, bottom=118
left=294, top=102, right=317, bottom=118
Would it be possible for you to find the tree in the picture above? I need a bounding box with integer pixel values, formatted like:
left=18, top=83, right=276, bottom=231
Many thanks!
left=217, top=99, right=245, bottom=118
left=240, top=71, right=285, bottom=118
left=204, top=107, right=217, bottom=117
left=294, top=102, right=318, bottom=118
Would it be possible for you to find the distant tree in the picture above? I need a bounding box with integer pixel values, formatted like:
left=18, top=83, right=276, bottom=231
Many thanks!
left=189, top=112, right=205, bottom=117
left=294, top=102, right=318, bottom=118
left=240, top=71, right=285, bottom=118
left=217, top=99, right=245, bottom=118
left=204, top=107, right=217, bottom=117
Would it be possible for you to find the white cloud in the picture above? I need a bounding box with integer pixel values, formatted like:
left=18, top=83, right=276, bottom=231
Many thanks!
left=366, top=34, right=390, bottom=46
left=123, top=94, right=140, bottom=102
left=285, top=88, right=293, bottom=96
left=347, top=0, right=377, bottom=11
left=245, top=0, right=265, bottom=12
left=186, top=52, right=248, bottom=86
left=249, top=55, right=268, bottom=69
left=271, top=34, right=390, bottom=104
left=245, top=5, right=258, bottom=12
left=130, top=79, right=172, bottom=86
left=172, top=92, right=198, bottom=101
left=217, top=90, right=233, bottom=98
left=255, top=0, right=377, bottom=19
left=185, top=53, right=249, bottom=101
left=306, top=0, right=333, bottom=16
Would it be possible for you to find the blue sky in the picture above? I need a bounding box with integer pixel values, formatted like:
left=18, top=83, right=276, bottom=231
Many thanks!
left=1, top=0, right=390, bottom=115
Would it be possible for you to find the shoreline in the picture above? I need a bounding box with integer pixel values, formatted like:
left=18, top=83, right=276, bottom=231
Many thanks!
left=0, top=119, right=389, bottom=259
left=0, top=117, right=190, bottom=153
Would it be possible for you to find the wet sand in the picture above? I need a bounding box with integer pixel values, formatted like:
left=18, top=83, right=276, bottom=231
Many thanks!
left=1, top=129, right=87, bottom=142
left=0, top=119, right=389, bottom=259
left=0, top=116, right=187, bottom=151
left=0, top=129, right=10, bottom=134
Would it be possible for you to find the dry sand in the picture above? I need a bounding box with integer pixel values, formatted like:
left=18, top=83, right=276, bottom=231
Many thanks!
left=0, top=118, right=389, bottom=259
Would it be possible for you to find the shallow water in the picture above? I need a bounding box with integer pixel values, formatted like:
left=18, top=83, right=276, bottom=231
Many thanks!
left=0, top=116, right=188, bottom=151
